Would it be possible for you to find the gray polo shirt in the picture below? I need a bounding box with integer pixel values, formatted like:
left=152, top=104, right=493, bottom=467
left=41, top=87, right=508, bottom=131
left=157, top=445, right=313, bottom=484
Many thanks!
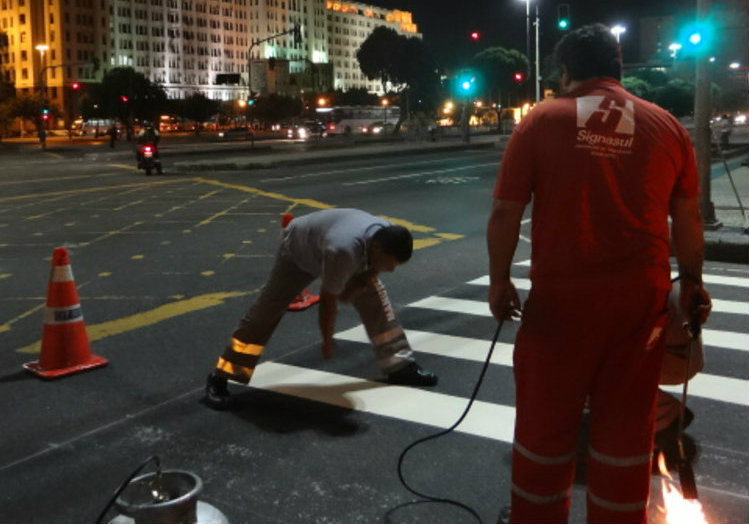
left=282, top=208, right=390, bottom=295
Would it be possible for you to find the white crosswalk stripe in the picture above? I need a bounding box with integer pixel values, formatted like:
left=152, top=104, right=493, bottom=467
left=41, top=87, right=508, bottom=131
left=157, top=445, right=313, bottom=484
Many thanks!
left=247, top=268, right=748, bottom=442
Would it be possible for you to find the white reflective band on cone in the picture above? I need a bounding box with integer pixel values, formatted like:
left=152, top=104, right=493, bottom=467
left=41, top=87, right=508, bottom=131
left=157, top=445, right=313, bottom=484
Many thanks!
left=44, top=305, right=83, bottom=325
left=50, top=265, right=74, bottom=283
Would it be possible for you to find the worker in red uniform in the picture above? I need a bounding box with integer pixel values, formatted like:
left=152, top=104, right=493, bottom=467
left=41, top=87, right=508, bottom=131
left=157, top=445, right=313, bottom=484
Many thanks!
left=487, top=24, right=711, bottom=524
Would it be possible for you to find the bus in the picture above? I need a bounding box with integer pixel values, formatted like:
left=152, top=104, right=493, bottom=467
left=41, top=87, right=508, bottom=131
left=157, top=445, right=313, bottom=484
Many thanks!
left=317, top=105, right=399, bottom=135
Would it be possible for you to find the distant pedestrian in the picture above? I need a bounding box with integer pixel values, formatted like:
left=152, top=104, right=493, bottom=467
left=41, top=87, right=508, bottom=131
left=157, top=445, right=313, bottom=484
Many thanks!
left=37, top=128, right=47, bottom=149
left=487, top=23, right=711, bottom=523
left=719, top=114, right=733, bottom=149
left=107, top=125, right=117, bottom=148
left=204, top=208, right=438, bottom=410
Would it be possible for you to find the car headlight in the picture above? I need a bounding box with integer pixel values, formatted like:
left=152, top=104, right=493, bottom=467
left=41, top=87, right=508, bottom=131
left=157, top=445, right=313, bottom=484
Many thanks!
left=299, top=128, right=308, bottom=138
left=218, top=132, right=225, bottom=138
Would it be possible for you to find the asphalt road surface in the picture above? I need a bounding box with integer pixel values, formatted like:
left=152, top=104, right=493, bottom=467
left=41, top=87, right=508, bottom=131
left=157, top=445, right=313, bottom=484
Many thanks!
left=1, top=145, right=747, bottom=524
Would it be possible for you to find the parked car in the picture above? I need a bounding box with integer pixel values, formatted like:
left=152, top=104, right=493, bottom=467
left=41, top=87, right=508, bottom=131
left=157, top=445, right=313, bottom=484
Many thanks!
left=217, top=126, right=253, bottom=141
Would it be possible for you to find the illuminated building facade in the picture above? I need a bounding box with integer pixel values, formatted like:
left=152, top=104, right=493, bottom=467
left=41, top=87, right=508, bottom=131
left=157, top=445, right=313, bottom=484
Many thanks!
left=0, top=0, right=419, bottom=108
left=325, top=0, right=420, bottom=93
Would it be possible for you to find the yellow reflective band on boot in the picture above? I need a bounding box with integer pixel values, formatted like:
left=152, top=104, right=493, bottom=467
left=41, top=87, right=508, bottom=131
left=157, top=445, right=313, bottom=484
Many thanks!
left=230, top=338, right=264, bottom=356
left=588, top=489, right=647, bottom=512
left=216, top=357, right=253, bottom=381
left=588, top=446, right=651, bottom=467
left=512, top=483, right=571, bottom=505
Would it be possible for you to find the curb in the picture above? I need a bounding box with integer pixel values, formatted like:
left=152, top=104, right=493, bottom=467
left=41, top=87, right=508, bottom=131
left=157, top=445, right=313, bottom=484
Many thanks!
left=704, top=231, right=749, bottom=264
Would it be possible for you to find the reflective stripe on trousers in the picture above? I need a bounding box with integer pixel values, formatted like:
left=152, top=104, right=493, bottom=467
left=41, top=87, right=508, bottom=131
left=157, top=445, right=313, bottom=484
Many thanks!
left=215, top=249, right=413, bottom=382
left=510, top=283, right=668, bottom=524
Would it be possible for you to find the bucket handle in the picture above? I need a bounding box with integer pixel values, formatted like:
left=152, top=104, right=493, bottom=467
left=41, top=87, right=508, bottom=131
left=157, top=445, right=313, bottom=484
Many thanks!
left=94, top=455, right=161, bottom=524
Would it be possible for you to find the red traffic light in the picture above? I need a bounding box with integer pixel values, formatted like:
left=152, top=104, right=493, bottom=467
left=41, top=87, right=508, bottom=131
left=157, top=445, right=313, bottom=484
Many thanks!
left=71, top=82, right=80, bottom=90
left=120, top=95, right=129, bottom=102
left=513, top=72, right=525, bottom=82
left=42, top=114, right=50, bottom=121
left=470, top=31, right=481, bottom=41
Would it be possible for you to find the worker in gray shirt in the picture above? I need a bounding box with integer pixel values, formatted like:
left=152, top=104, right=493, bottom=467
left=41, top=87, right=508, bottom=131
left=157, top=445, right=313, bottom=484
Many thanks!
left=205, top=208, right=437, bottom=409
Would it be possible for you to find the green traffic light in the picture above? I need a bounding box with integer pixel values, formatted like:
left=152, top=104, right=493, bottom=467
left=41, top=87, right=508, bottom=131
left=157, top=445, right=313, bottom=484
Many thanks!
left=558, top=19, right=569, bottom=30
left=689, top=33, right=702, bottom=45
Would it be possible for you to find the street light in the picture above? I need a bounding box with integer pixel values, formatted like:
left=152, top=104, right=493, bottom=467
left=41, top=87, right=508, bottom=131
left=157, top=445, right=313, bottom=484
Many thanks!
left=611, top=24, right=627, bottom=44
left=518, top=0, right=540, bottom=102
left=381, top=98, right=389, bottom=125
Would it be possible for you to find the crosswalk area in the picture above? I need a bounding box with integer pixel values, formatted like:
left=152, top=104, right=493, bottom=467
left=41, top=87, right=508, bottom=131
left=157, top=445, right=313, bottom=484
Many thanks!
left=245, top=261, right=749, bottom=456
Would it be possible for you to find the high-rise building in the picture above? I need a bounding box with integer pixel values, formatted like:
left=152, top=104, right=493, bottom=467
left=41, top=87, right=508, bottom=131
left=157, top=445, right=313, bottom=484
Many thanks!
left=0, top=0, right=420, bottom=113
left=325, top=0, right=420, bottom=93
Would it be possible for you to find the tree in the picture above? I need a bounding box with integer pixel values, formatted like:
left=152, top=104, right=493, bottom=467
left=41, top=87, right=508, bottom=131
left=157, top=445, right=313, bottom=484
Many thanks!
left=82, top=67, right=167, bottom=135
left=0, top=78, right=16, bottom=140
left=357, top=26, right=441, bottom=132
left=471, top=47, right=529, bottom=108
left=653, top=79, right=695, bottom=117
left=357, top=26, right=403, bottom=94
left=172, top=93, right=219, bottom=134
left=621, top=77, right=652, bottom=100
left=252, top=94, right=302, bottom=125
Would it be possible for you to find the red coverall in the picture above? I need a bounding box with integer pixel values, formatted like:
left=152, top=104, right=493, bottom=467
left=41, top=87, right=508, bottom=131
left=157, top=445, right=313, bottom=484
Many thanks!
left=494, top=77, right=699, bottom=523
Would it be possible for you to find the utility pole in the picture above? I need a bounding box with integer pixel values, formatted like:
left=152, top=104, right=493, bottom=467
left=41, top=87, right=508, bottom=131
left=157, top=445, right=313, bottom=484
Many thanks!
left=693, top=0, right=721, bottom=229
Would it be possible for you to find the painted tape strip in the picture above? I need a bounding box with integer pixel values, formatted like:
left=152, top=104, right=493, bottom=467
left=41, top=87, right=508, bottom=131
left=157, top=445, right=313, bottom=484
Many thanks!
left=50, top=265, right=74, bottom=283
left=44, top=305, right=83, bottom=325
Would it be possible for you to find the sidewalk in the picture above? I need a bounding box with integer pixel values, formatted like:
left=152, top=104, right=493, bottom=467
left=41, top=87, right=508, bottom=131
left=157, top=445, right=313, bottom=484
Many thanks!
left=706, top=153, right=749, bottom=263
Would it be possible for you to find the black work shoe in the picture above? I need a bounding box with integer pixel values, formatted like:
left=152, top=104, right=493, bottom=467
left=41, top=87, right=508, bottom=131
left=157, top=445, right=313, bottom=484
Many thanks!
left=387, top=362, right=438, bottom=387
left=204, top=372, right=234, bottom=410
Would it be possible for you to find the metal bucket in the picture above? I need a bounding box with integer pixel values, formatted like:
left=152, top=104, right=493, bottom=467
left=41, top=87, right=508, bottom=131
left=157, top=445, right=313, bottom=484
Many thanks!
left=114, top=470, right=202, bottom=524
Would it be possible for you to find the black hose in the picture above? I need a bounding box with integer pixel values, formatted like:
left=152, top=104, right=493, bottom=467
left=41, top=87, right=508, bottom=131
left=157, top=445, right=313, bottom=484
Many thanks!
left=396, top=322, right=504, bottom=524
left=94, top=455, right=161, bottom=524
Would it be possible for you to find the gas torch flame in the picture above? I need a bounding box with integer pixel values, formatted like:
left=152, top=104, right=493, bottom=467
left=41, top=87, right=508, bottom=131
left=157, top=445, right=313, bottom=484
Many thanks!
left=657, top=452, right=709, bottom=524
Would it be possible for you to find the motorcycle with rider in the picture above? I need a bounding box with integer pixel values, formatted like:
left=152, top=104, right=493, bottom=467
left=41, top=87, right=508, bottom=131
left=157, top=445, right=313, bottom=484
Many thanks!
left=135, top=123, right=163, bottom=175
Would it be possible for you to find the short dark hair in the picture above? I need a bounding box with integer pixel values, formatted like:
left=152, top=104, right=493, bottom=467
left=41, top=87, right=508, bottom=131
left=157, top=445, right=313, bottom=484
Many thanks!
left=554, top=23, right=622, bottom=82
left=373, top=225, right=413, bottom=262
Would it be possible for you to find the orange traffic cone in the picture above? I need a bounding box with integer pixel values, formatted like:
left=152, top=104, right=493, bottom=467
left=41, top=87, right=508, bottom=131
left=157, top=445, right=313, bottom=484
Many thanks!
left=281, top=213, right=320, bottom=311
left=23, top=247, right=108, bottom=379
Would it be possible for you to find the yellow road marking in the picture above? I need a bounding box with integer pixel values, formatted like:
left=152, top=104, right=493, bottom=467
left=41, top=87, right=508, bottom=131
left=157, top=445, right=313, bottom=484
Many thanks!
left=0, top=178, right=184, bottom=203
left=194, top=177, right=334, bottom=210
left=15, top=291, right=250, bottom=354
left=108, top=163, right=139, bottom=171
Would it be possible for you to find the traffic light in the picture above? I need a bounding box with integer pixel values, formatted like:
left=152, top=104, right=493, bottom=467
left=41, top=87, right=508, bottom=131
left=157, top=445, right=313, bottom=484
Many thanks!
left=41, top=107, right=50, bottom=121
left=470, top=31, right=481, bottom=41
left=293, top=24, right=302, bottom=45
left=120, top=95, right=129, bottom=103
left=678, top=19, right=715, bottom=55
left=71, top=82, right=80, bottom=90
left=457, top=73, right=476, bottom=95
left=513, top=72, right=525, bottom=83
left=557, top=4, right=570, bottom=30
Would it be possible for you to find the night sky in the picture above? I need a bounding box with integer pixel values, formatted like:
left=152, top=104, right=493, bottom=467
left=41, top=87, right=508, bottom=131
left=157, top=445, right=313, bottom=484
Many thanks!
left=367, top=0, right=691, bottom=69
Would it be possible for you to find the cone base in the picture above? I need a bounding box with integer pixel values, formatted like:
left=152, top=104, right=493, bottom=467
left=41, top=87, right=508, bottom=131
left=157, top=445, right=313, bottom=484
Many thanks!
left=287, top=294, right=320, bottom=311
left=23, top=354, right=108, bottom=379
